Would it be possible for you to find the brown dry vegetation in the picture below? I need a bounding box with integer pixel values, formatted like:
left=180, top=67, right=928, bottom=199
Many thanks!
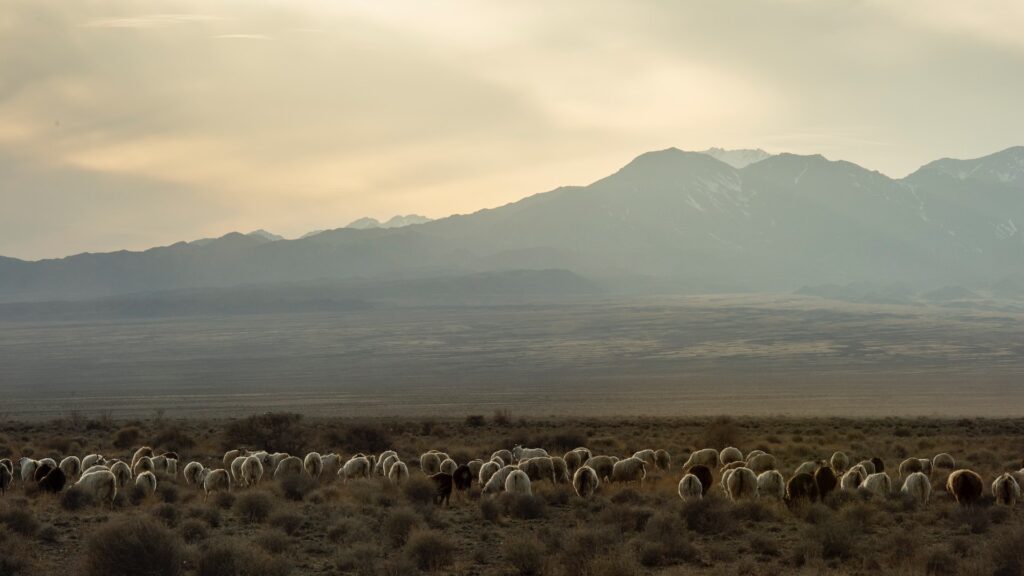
left=1, top=414, right=1024, bottom=575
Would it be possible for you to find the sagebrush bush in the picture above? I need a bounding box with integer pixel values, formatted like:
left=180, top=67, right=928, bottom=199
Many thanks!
left=277, top=474, right=317, bottom=502
left=503, top=533, right=545, bottom=575
left=504, top=493, right=547, bottom=520
left=256, top=529, right=290, bottom=555
left=223, top=413, right=308, bottom=454
left=213, top=491, right=235, bottom=510
left=268, top=511, right=303, bottom=535
left=383, top=507, right=420, bottom=546
left=0, top=530, right=33, bottom=575
left=402, top=476, right=435, bottom=506
left=197, top=538, right=291, bottom=576
left=152, top=502, right=180, bottom=527
left=234, top=492, right=273, bottom=523
left=405, top=529, right=456, bottom=571
left=112, top=426, right=141, bottom=449
left=480, top=497, right=501, bottom=523
left=0, top=506, right=39, bottom=537
left=680, top=497, right=733, bottom=535
left=179, top=518, right=209, bottom=543
left=82, top=516, right=184, bottom=576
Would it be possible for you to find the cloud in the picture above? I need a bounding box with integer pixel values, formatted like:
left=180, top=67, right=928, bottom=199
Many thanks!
left=82, top=14, right=224, bottom=28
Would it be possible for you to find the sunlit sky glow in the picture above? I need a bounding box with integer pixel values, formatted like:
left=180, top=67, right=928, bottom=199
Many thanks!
left=2, top=0, right=1023, bottom=259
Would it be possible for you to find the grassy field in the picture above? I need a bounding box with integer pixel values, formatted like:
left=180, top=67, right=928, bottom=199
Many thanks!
left=1, top=294, right=1023, bottom=419
left=1, top=414, right=1023, bottom=575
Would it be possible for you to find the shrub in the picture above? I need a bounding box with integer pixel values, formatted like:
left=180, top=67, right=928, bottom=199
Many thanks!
left=187, top=505, right=222, bottom=528
left=277, top=474, right=316, bottom=502
left=814, top=518, right=860, bottom=560
left=749, top=534, right=781, bottom=557
left=213, top=491, right=235, bottom=510
left=82, top=516, right=184, bottom=576
left=268, top=511, right=303, bottom=536
left=234, top=492, right=273, bottom=523
left=480, top=497, right=501, bottom=523
left=197, top=538, right=291, bottom=576
left=503, top=533, right=545, bottom=575
left=0, top=532, right=32, bottom=575
left=335, top=542, right=380, bottom=576
left=256, top=529, right=290, bottom=555
left=560, top=527, right=619, bottom=575
left=160, top=483, right=180, bottom=504
left=150, top=427, right=196, bottom=451
left=925, top=547, right=958, bottom=576
left=402, top=476, right=435, bottom=506
left=112, top=426, right=142, bottom=449
left=0, top=507, right=39, bottom=537
left=335, top=424, right=392, bottom=454
left=989, top=526, right=1024, bottom=576
left=465, top=415, right=486, bottom=427
left=383, top=507, right=421, bottom=546
left=405, top=529, right=456, bottom=571
left=152, top=503, right=181, bottom=527
left=327, top=518, right=373, bottom=545
left=223, top=413, right=308, bottom=454
left=700, top=417, right=741, bottom=448
left=493, top=409, right=512, bottom=425
left=680, top=498, right=733, bottom=535
left=503, top=493, right=547, bottom=520
left=179, top=519, right=209, bottom=543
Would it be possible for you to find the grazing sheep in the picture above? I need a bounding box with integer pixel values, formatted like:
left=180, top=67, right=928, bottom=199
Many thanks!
left=726, top=467, right=758, bottom=500
left=38, top=467, right=66, bottom=493
left=479, top=461, right=501, bottom=486
left=682, top=449, right=719, bottom=470
left=584, top=456, right=616, bottom=483
left=505, top=469, right=532, bottom=496
left=203, top=469, right=231, bottom=502
left=898, top=457, right=924, bottom=479
left=81, top=454, right=105, bottom=470
left=632, top=449, right=657, bottom=469
left=946, top=469, right=984, bottom=505
left=688, top=465, right=714, bottom=496
left=242, top=456, right=264, bottom=487
left=135, top=471, right=157, bottom=497
left=746, top=449, right=766, bottom=460
left=59, top=456, right=81, bottom=480
left=933, top=453, right=955, bottom=470
left=133, top=456, right=154, bottom=476
left=274, top=456, right=304, bottom=479
left=611, top=457, right=647, bottom=485
left=33, top=463, right=55, bottom=482
left=491, top=450, right=514, bottom=466
left=184, top=462, right=205, bottom=488
left=131, top=447, right=153, bottom=471
left=321, top=454, right=343, bottom=477
left=747, top=453, right=777, bottom=474
left=859, top=473, right=892, bottom=498
left=856, top=460, right=876, bottom=475
left=551, top=457, right=570, bottom=484
left=814, top=466, right=838, bottom=500
left=161, top=452, right=180, bottom=462
left=0, top=459, right=13, bottom=476
left=340, top=456, right=371, bottom=481
left=721, top=461, right=748, bottom=472
left=375, top=451, right=398, bottom=475
left=230, top=456, right=248, bottom=487
left=678, top=474, right=703, bottom=501
left=719, top=447, right=743, bottom=467
left=573, top=466, right=600, bottom=498
left=222, top=449, right=241, bottom=469
left=563, top=451, right=582, bottom=474
left=165, top=458, right=178, bottom=478
left=512, top=445, right=549, bottom=462
left=151, top=455, right=168, bottom=473
left=757, top=470, right=786, bottom=500
left=420, top=452, right=442, bottom=476
left=870, top=457, right=885, bottom=473
left=654, top=449, right=671, bottom=471
left=388, top=461, right=409, bottom=485
left=483, top=465, right=517, bottom=495
left=303, top=452, right=324, bottom=479
left=0, top=465, right=11, bottom=495
left=991, top=473, right=1021, bottom=506
left=110, top=461, right=132, bottom=489
left=467, top=459, right=484, bottom=480
left=830, top=452, right=849, bottom=473
left=19, top=458, right=38, bottom=483
left=76, top=470, right=118, bottom=508
left=573, top=447, right=594, bottom=462
left=83, top=465, right=109, bottom=475
left=786, top=473, right=818, bottom=504
left=719, top=468, right=735, bottom=495
left=918, top=459, right=933, bottom=477
left=901, top=472, right=931, bottom=507
left=793, top=461, right=819, bottom=477
left=841, top=465, right=868, bottom=491
left=269, top=453, right=291, bottom=471
left=452, top=465, right=473, bottom=492
left=430, top=473, right=454, bottom=505
left=439, top=458, right=458, bottom=476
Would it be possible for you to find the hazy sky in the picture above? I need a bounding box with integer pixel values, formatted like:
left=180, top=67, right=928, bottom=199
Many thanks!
left=3, top=1, right=1024, bottom=259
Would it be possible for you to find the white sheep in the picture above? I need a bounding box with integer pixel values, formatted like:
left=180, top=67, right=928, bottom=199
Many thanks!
left=682, top=448, right=719, bottom=470
left=726, top=467, right=758, bottom=500
left=165, top=458, right=178, bottom=478
left=918, top=459, right=933, bottom=477
left=611, top=457, right=646, bottom=485
left=135, top=471, right=157, bottom=497
left=747, top=453, right=777, bottom=474
left=719, top=447, right=743, bottom=466
left=230, top=456, right=248, bottom=486
left=720, top=468, right=736, bottom=495
left=420, top=452, right=441, bottom=476
left=388, top=461, right=410, bottom=485
left=439, top=458, right=458, bottom=476
left=222, top=449, right=241, bottom=468
left=654, top=449, right=671, bottom=471
left=756, top=470, right=785, bottom=500
left=898, top=457, right=925, bottom=479
left=830, top=451, right=849, bottom=473
left=203, top=468, right=231, bottom=501
left=132, top=456, right=154, bottom=477
left=274, top=456, right=304, bottom=479
left=75, top=470, right=117, bottom=508
left=151, top=455, right=167, bottom=473
left=19, top=458, right=38, bottom=483
left=478, top=461, right=501, bottom=486
left=551, top=456, right=570, bottom=484
left=901, top=472, right=931, bottom=507
left=242, top=456, right=264, bottom=487
left=339, top=456, right=371, bottom=481
left=793, top=461, right=820, bottom=477
left=183, top=462, right=205, bottom=488
left=632, top=449, right=657, bottom=468
left=110, top=461, right=133, bottom=489
left=841, top=465, right=868, bottom=491
left=563, top=451, right=582, bottom=474
left=304, top=452, right=324, bottom=479
left=467, top=459, right=485, bottom=480
left=483, top=465, right=516, bottom=495
left=859, top=473, right=892, bottom=498
left=268, top=453, right=290, bottom=471
left=505, top=469, right=532, bottom=495
left=992, top=473, right=1021, bottom=506
left=678, top=474, right=703, bottom=501
left=321, top=453, right=342, bottom=477
left=519, top=457, right=556, bottom=484
left=376, top=451, right=398, bottom=475
left=130, top=447, right=153, bottom=470
left=932, top=453, right=955, bottom=470
left=855, top=460, right=876, bottom=475
left=59, top=456, right=81, bottom=480
left=512, top=445, right=549, bottom=462
left=81, top=454, right=105, bottom=470
left=491, top=450, right=513, bottom=466
left=583, top=456, right=616, bottom=482
left=83, top=464, right=110, bottom=475
left=572, top=466, right=599, bottom=498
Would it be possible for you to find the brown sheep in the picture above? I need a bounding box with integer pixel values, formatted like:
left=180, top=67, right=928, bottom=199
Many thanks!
left=688, top=465, right=714, bottom=496
left=0, top=465, right=12, bottom=495
left=786, top=473, right=818, bottom=505
left=946, top=469, right=984, bottom=505
left=814, top=466, right=838, bottom=500
left=452, top=465, right=473, bottom=492
left=33, top=463, right=55, bottom=483
left=38, top=467, right=67, bottom=493
left=870, top=457, right=885, bottom=474
left=654, top=449, right=671, bottom=471
left=430, top=473, right=453, bottom=506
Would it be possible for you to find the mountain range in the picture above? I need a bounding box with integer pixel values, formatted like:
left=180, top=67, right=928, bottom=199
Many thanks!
left=1, top=146, right=1021, bottom=303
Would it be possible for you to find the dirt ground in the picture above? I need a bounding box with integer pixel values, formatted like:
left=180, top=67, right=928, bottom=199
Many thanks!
left=1, top=414, right=1023, bottom=575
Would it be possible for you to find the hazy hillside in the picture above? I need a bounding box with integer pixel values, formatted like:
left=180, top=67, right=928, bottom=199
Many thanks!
left=0, top=147, right=1021, bottom=302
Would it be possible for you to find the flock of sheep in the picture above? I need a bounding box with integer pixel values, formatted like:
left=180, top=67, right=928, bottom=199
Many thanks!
left=2, top=443, right=1022, bottom=512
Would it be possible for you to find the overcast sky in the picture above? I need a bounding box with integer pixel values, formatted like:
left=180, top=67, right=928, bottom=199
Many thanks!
left=2, top=1, right=1023, bottom=259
